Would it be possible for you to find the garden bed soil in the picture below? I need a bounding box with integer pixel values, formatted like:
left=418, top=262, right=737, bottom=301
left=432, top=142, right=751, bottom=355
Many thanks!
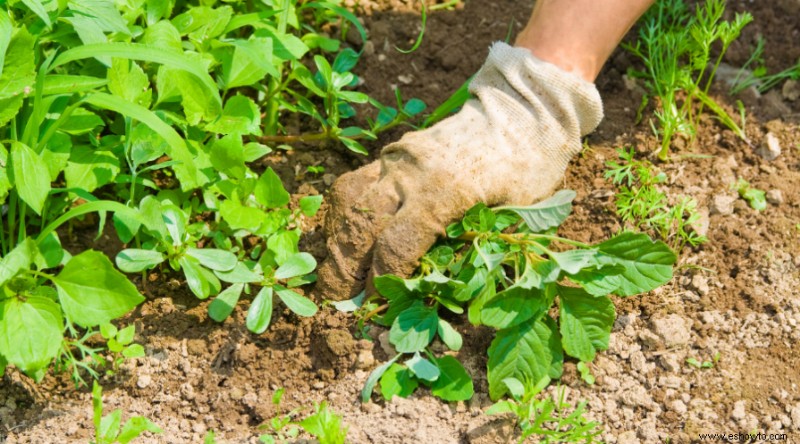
left=2, top=0, right=800, bottom=443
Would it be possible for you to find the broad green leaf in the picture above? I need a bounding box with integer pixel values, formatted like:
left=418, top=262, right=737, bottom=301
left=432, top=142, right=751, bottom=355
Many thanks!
left=158, top=67, right=221, bottom=125
left=40, top=132, right=72, bottom=181
left=242, top=142, right=271, bottom=162
left=549, top=249, right=597, bottom=275
left=331, top=291, right=365, bottom=313
left=115, top=249, right=165, bottom=273
left=275, top=285, right=317, bottom=317
left=186, top=248, right=237, bottom=272
left=98, top=409, right=122, bottom=443
left=116, top=325, right=135, bottom=345
left=42, top=75, right=108, bottom=95
left=64, top=146, right=121, bottom=193
left=9, top=141, right=50, bottom=214
left=274, top=253, right=316, bottom=280
left=141, top=19, right=182, bottom=50
left=515, top=260, right=560, bottom=290
left=362, top=354, right=401, bottom=402
left=403, top=98, right=426, bottom=116
left=138, top=195, right=167, bottom=237
left=52, top=43, right=220, bottom=106
left=84, top=93, right=199, bottom=190
left=20, top=0, right=51, bottom=27
left=502, top=378, right=525, bottom=399
left=437, top=318, right=463, bottom=351
left=108, top=59, right=151, bottom=108
left=63, top=16, right=109, bottom=64
left=220, top=200, right=267, bottom=232
left=206, top=95, right=261, bottom=135
left=559, top=286, right=615, bottom=362
left=431, top=356, right=473, bottom=401
left=487, top=317, right=563, bottom=400
left=299, top=195, right=323, bottom=217
left=219, top=37, right=278, bottom=88
left=0, top=237, right=36, bottom=287
left=129, top=123, right=168, bottom=170
left=172, top=5, right=231, bottom=41
left=373, top=275, right=420, bottom=301
left=179, top=256, right=220, bottom=300
left=0, top=295, right=63, bottom=378
left=405, top=353, right=439, bottom=382
left=68, top=0, right=130, bottom=34
left=485, top=400, right=515, bottom=416
left=246, top=286, right=273, bottom=334
left=255, top=167, right=290, bottom=209
left=52, top=251, right=144, bottom=328
left=117, top=416, right=163, bottom=444
left=34, top=232, right=64, bottom=269
left=569, top=266, right=624, bottom=297
left=498, top=189, right=576, bottom=233
left=480, top=284, right=554, bottom=330
left=333, top=48, right=359, bottom=73
left=0, top=11, right=14, bottom=78
left=208, top=284, right=243, bottom=322
left=209, top=134, right=246, bottom=180
left=389, top=302, right=438, bottom=353
left=379, top=363, right=418, bottom=400
left=595, top=231, right=676, bottom=296
left=60, top=108, right=104, bottom=134
left=0, top=27, right=34, bottom=127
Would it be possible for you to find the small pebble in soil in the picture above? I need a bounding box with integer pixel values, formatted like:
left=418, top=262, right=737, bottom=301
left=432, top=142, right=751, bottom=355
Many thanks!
left=782, top=79, right=800, bottom=101
left=731, top=400, right=747, bottom=420
left=710, top=194, right=736, bottom=216
left=756, top=132, right=782, bottom=161
left=766, top=189, right=784, bottom=205
left=651, top=314, right=691, bottom=348
left=136, top=374, right=152, bottom=389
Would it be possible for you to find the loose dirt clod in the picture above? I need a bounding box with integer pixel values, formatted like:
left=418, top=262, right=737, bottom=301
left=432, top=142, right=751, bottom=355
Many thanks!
left=756, top=132, right=782, bottom=160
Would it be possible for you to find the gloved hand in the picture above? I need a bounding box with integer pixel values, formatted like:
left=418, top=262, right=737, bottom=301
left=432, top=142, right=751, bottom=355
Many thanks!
left=316, top=42, right=604, bottom=300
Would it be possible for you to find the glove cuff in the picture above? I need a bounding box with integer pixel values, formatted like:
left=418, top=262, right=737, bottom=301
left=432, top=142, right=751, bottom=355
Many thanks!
left=469, top=41, right=604, bottom=164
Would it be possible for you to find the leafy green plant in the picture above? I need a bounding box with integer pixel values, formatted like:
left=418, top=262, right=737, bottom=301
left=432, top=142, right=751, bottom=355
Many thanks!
left=605, top=147, right=707, bottom=251
left=353, top=190, right=676, bottom=403
left=91, top=381, right=162, bottom=444
left=734, top=178, right=766, bottom=211
left=486, top=377, right=602, bottom=443
left=257, top=388, right=349, bottom=444
left=625, top=0, right=753, bottom=159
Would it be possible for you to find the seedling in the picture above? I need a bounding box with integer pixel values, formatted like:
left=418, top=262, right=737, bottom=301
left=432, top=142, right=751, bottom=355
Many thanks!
left=734, top=179, right=766, bottom=211
left=306, top=165, right=326, bottom=175
left=605, top=148, right=707, bottom=251
left=258, top=388, right=348, bottom=444
left=91, top=382, right=162, bottom=444
left=686, top=352, right=719, bottom=369
left=486, top=377, right=602, bottom=443
left=625, top=0, right=753, bottom=159
left=353, top=190, right=676, bottom=403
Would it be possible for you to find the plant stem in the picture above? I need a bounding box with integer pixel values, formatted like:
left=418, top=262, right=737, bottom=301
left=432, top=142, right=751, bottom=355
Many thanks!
left=362, top=303, right=388, bottom=322
left=457, top=231, right=592, bottom=249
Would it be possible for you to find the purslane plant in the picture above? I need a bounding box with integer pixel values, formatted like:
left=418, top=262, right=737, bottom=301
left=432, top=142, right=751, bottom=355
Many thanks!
left=351, top=190, right=676, bottom=403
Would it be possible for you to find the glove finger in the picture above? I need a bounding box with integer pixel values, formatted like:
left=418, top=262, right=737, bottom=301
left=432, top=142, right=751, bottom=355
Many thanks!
left=367, top=200, right=455, bottom=294
left=315, top=161, right=401, bottom=300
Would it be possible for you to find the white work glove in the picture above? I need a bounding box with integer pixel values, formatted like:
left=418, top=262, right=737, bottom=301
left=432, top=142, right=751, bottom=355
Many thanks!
left=317, top=42, right=604, bottom=300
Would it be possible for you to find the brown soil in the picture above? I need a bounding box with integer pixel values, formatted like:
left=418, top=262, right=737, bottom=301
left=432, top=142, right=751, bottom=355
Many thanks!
left=3, top=1, right=800, bottom=443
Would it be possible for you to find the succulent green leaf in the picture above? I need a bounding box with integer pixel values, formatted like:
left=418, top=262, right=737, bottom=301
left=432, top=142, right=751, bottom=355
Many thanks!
left=116, top=249, right=165, bottom=273
left=215, top=262, right=261, bottom=284
left=208, top=284, right=243, bottom=322
left=389, top=301, right=438, bottom=353
left=274, top=253, right=316, bottom=280
left=186, top=248, right=237, bottom=272
left=559, top=286, right=615, bottom=362
left=0, top=295, right=63, bottom=379
left=487, top=317, right=563, bottom=400
left=431, top=356, right=473, bottom=401
left=179, top=256, right=220, bottom=300
left=275, top=285, right=317, bottom=317
left=246, top=286, right=274, bottom=334
left=498, top=189, right=575, bottom=233
left=52, top=251, right=144, bottom=327
left=595, top=231, right=676, bottom=296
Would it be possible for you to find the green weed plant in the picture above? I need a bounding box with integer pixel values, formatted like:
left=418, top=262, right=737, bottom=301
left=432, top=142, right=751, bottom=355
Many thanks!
left=348, top=190, right=676, bottom=404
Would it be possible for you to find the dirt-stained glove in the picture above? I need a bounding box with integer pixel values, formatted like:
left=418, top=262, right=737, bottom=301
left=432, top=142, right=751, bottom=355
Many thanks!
left=316, top=42, right=604, bottom=300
